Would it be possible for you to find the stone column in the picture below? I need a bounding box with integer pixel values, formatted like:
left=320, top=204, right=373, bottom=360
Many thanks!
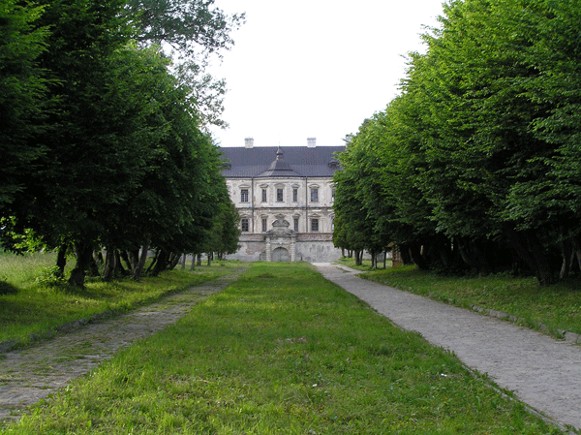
left=290, top=236, right=296, bottom=262
left=265, top=236, right=272, bottom=262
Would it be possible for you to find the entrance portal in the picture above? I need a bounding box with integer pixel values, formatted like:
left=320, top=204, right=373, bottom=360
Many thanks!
left=272, top=247, right=290, bottom=262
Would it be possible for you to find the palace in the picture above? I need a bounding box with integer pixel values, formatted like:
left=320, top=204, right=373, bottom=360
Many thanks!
left=220, top=138, right=345, bottom=262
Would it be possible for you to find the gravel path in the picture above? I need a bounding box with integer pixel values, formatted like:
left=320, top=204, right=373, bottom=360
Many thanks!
left=0, top=269, right=245, bottom=422
left=314, top=263, right=581, bottom=432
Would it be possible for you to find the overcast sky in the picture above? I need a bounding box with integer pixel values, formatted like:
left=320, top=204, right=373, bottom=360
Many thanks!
left=208, top=1, right=445, bottom=147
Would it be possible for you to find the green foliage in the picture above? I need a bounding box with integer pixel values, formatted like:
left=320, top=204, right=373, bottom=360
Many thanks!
left=334, top=0, right=581, bottom=284
left=0, top=0, right=48, bottom=215
left=1, top=0, right=241, bottom=286
left=2, top=263, right=557, bottom=433
left=125, top=0, right=245, bottom=127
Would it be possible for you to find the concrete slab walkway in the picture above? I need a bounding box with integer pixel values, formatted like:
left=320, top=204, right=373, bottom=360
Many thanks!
left=314, top=263, right=581, bottom=432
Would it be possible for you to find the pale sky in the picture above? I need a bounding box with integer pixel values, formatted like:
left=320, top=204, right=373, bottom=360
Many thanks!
left=209, top=1, right=445, bottom=147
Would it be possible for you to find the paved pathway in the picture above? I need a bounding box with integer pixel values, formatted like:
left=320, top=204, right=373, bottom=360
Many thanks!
left=0, top=269, right=245, bottom=422
left=314, top=263, right=581, bottom=432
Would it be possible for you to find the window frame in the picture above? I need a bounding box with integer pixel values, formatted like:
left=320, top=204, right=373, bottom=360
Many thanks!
left=310, top=187, right=319, bottom=203
left=240, top=188, right=249, bottom=203
left=241, top=218, right=250, bottom=232
left=311, top=218, right=319, bottom=232
left=262, top=217, right=268, bottom=232
left=261, top=188, right=267, bottom=203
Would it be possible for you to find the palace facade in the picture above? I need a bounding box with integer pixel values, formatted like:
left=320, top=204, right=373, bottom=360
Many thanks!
left=220, top=138, right=345, bottom=262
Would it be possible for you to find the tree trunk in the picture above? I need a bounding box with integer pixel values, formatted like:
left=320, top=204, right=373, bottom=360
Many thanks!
left=207, top=252, right=213, bottom=267
left=409, top=243, right=429, bottom=270
left=168, top=252, right=181, bottom=270
left=190, top=253, right=196, bottom=271
left=116, top=251, right=129, bottom=276
left=504, top=227, right=555, bottom=285
left=560, top=239, right=572, bottom=280
left=370, top=252, right=377, bottom=269
left=102, top=248, right=116, bottom=282
left=133, top=244, right=149, bottom=280
left=151, top=249, right=169, bottom=276
left=128, top=249, right=140, bottom=275
left=68, top=241, right=93, bottom=287
left=196, top=253, right=202, bottom=267
left=56, top=245, right=67, bottom=278
left=88, top=255, right=100, bottom=277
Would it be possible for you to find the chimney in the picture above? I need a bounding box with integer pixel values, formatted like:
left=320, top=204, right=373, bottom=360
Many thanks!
left=307, top=137, right=316, bottom=148
left=244, top=137, right=254, bottom=148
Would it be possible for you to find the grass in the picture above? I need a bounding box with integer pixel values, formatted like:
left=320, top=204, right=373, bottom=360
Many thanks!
left=352, top=262, right=581, bottom=338
left=0, top=252, right=233, bottom=348
left=2, top=262, right=560, bottom=433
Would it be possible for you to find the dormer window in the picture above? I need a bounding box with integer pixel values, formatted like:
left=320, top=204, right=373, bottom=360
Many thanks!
left=328, top=159, right=339, bottom=169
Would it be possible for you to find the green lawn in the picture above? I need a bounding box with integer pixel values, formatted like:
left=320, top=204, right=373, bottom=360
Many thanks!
left=0, top=252, right=231, bottom=348
left=356, top=263, right=581, bottom=338
left=2, top=262, right=559, bottom=434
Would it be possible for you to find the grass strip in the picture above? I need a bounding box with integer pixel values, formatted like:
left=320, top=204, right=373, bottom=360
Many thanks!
left=357, top=263, right=581, bottom=338
left=3, top=262, right=559, bottom=433
left=0, top=252, right=232, bottom=348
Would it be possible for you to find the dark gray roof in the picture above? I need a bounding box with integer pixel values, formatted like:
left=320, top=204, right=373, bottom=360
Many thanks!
left=220, top=146, right=344, bottom=178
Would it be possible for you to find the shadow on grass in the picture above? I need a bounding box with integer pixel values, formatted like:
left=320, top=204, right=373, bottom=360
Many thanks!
left=0, top=281, right=18, bottom=295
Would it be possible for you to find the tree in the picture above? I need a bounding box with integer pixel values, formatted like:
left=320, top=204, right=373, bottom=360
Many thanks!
left=0, top=1, right=48, bottom=220
left=125, top=0, right=245, bottom=127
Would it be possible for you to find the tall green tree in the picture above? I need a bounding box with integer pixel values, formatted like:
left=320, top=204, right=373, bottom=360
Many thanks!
left=0, top=1, right=48, bottom=218
left=125, top=0, right=244, bottom=127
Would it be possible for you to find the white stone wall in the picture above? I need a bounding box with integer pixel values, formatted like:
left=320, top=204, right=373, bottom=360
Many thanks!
left=224, top=176, right=340, bottom=262
left=227, top=177, right=336, bottom=235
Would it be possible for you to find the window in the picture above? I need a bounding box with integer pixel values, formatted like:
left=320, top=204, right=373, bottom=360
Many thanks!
left=292, top=188, right=298, bottom=202
left=241, top=218, right=249, bottom=232
left=261, top=188, right=267, bottom=202
left=331, top=188, right=336, bottom=202
left=293, top=217, right=299, bottom=232
left=311, top=218, right=319, bottom=232
left=276, top=188, right=284, bottom=202
left=240, top=189, right=249, bottom=203
left=310, top=187, right=319, bottom=202
left=262, top=217, right=267, bottom=232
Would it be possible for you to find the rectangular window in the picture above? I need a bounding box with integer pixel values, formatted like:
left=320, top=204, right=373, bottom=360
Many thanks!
left=292, top=188, right=298, bottom=202
left=310, top=187, right=319, bottom=202
left=261, top=188, right=267, bottom=202
left=311, top=218, right=319, bottom=232
left=276, top=188, right=284, bottom=202
left=293, top=217, right=299, bottom=232
left=241, top=218, right=249, bottom=232
left=240, top=189, right=249, bottom=203
left=262, top=218, right=267, bottom=232
left=331, top=189, right=336, bottom=202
